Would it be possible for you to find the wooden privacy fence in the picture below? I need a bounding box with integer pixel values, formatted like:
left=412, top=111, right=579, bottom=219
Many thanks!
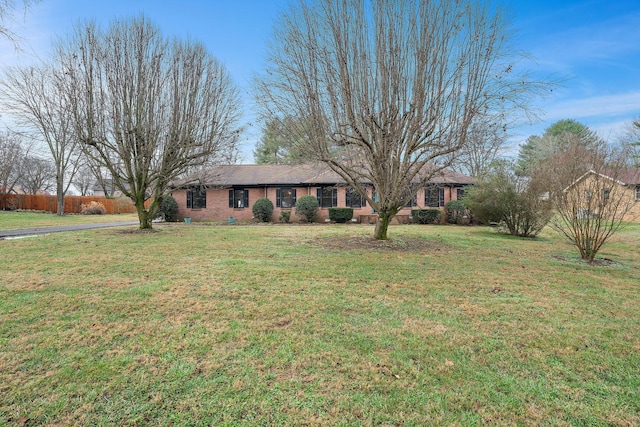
left=0, top=194, right=139, bottom=214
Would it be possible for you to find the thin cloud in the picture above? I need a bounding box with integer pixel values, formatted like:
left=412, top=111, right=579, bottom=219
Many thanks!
left=543, top=92, right=640, bottom=122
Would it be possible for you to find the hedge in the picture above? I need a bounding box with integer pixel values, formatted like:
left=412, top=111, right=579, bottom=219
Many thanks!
left=411, top=209, right=441, bottom=224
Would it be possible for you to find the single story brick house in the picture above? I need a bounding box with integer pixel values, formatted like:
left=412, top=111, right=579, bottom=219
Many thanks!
left=170, top=164, right=473, bottom=223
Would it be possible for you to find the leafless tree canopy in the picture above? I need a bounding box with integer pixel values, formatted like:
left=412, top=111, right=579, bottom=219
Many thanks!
left=18, top=155, right=55, bottom=194
left=72, top=164, right=97, bottom=196
left=256, top=0, right=550, bottom=239
left=0, top=130, right=28, bottom=199
left=57, top=16, right=242, bottom=228
left=0, top=0, right=39, bottom=47
left=446, top=115, right=509, bottom=178
left=0, top=64, right=79, bottom=215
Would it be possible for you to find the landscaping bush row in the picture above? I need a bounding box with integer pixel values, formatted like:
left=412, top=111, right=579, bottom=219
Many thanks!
left=248, top=200, right=472, bottom=224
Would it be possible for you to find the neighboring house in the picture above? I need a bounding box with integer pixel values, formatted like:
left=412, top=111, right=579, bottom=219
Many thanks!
left=92, top=179, right=129, bottom=198
left=563, top=168, right=640, bottom=222
left=170, top=164, right=473, bottom=223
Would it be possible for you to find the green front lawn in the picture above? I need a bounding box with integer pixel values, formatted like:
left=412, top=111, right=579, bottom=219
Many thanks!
left=1, top=223, right=638, bottom=425
left=0, top=211, right=138, bottom=230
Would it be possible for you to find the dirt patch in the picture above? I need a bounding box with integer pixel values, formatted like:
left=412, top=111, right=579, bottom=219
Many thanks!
left=551, top=254, right=620, bottom=267
left=588, top=257, right=618, bottom=267
left=312, top=235, right=449, bottom=252
left=117, top=228, right=161, bottom=234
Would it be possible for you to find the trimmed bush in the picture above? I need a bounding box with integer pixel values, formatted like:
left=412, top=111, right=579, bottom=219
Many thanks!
left=252, top=197, right=274, bottom=222
left=328, top=207, right=354, bottom=223
left=80, top=201, right=106, bottom=215
left=295, top=195, right=319, bottom=222
left=279, top=210, right=291, bottom=223
left=445, top=200, right=467, bottom=224
left=157, top=195, right=179, bottom=222
left=411, top=209, right=440, bottom=224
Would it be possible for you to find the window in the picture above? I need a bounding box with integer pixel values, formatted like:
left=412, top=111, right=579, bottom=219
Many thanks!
left=317, top=186, right=337, bottom=208
left=345, top=187, right=366, bottom=208
left=276, top=188, right=296, bottom=208
left=603, top=188, right=610, bottom=201
left=636, top=186, right=640, bottom=201
left=585, top=190, right=592, bottom=202
left=187, top=188, right=206, bottom=209
left=456, top=188, right=465, bottom=201
left=403, top=189, right=417, bottom=208
left=229, top=188, right=249, bottom=208
left=425, top=186, right=444, bottom=207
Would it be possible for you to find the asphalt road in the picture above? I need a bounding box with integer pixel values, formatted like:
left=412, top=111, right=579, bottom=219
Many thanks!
left=0, top=222, right=140, bottom=238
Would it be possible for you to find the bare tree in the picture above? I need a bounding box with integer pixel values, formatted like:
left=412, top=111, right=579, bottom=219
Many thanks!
left=447, top=115, right=509, bottom=178
left=18, top=155, right=54, bottom=194
left=83, top=150, right=117, bottom=197
left=255, top=0, right=551, bottom=239
left=72, top=163, right=96, bottom=196
left=0, top=130, right=28, bottom=205
left=619, top=117, right=640, bottom=167
left=57, top=17, right=241, bottom=229
left=542, top=137, right=637, bottom=262
left=0, top=63, right=81, bottom=215
left=0, top=0, right=39, bottom=47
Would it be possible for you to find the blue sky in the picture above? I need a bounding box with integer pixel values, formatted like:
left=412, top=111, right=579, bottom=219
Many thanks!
left=1, top=0, right=639, bottom=161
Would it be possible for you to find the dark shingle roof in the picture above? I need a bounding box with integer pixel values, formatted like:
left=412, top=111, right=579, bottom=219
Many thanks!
left=615, top=168, right=640, bottom=185
left=174, top=163, right=473, bottom=188
left=587, top=168, right=640, bottom=186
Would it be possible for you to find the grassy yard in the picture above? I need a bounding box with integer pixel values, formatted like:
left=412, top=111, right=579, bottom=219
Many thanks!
left=1, top=222, right=638, bottom=425
left=0, top=211, right=139, bottom=230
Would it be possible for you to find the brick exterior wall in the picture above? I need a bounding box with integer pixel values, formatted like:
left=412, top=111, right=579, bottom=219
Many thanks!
left=172, top=184, right=465, bottom=223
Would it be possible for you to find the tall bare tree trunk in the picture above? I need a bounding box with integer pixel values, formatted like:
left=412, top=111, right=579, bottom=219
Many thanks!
left=56, top=177, right=64, bottom=215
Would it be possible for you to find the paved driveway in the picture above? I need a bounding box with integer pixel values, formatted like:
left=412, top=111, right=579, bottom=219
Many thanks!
left=0, top=222, right=140, bottom=238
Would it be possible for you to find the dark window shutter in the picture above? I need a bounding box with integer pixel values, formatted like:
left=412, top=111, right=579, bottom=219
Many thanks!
left=439, top=188, right=445, bottom=207
left=292, top=189, right=297, bottom=205
left=316, top=188, right=321, bottom=204
left=243, top=190, right=249, bottom=208
left=276, top=188, right=281, bottom=207
left=229, top=189, right=233, bottom=208
left=346, top=189, right=351, bottom=207
left=201, top=190, right=207, bottom=208
left=332, top=188, right=337, bottom=207
left=187, top=190, right=192, bottom=208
